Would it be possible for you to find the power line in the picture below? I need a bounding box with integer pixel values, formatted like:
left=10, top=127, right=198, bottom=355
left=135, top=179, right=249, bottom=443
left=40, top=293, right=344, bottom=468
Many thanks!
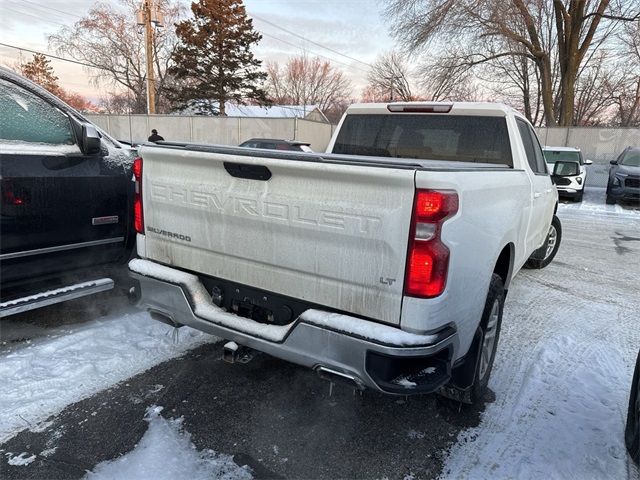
left=3, top=5, right=68, bottom=26
left=250, top=13, right=372, bottom=69
left=259, top=31, right=369, bottom=73
left=0, top=42, right=108, bottom=71
left=17, top=0, right=83, bottom=19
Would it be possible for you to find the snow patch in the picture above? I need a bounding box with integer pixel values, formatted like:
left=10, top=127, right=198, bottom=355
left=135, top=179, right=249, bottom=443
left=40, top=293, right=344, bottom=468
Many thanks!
left=300, top=310, right=440, bottom=346
left=85, top=406, right=252, bottom=480
left=441, top=301, right=638, bottom=479
left=0, top=140, right=79, bottom=156
left=0, top=310, right=214, bottom=442
left=6, top=452, right=36, bottom=466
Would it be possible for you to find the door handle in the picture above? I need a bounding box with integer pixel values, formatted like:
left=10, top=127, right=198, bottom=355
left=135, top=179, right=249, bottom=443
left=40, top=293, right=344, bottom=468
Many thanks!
left=534, top=192, right=542, bottom=198
left=223, top=162, right=272, bottom=181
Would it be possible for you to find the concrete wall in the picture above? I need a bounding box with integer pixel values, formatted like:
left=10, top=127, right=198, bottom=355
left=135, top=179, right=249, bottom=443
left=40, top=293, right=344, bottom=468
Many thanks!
left=86, top=114, right=334, bottom=152
left=535, top=127, right=640, bottom=187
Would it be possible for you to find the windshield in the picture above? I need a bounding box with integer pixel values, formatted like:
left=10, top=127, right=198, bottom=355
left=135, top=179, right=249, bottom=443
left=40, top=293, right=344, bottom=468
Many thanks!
left=621, top=149, right=640, bottom=166
left=333, top=114, right=513, bottom=166
left=543, top=150, right=581, bottom=164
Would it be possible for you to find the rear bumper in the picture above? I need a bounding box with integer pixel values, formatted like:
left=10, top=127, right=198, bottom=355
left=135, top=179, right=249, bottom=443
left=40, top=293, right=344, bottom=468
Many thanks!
left=129, top=259, right=458, bottom=395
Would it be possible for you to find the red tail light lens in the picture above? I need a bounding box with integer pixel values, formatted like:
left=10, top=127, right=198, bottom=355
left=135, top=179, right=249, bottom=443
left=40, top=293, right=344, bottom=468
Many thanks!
left=133, top=157, right=144, bottom=234
left=405, top=190, right=458, bottom=298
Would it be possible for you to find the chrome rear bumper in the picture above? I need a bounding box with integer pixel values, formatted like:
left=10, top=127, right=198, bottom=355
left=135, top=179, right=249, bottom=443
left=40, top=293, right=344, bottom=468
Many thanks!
left=129, top=259, right=458, bottom=395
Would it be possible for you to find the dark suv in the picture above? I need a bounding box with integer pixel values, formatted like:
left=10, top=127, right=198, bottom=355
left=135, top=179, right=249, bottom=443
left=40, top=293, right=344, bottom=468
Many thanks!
left=627, top=349, right=640, bottom=465
left=0, top=67, right=135, bottom=317
left=606, top=146, right=640, bottom=205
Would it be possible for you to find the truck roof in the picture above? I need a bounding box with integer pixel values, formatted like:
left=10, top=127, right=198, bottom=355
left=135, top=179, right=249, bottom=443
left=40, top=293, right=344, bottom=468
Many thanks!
left=344, top=102, right=522, bottom=117
left=542, top=146, right=581, bottom=152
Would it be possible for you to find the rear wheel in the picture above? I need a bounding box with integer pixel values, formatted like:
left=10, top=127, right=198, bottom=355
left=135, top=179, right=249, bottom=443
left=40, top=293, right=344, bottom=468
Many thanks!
left=438, top=274, right=504, bottom=405
left=525, top=215, right=562, bottom=269
left=626, top=351, right=640, bottom=464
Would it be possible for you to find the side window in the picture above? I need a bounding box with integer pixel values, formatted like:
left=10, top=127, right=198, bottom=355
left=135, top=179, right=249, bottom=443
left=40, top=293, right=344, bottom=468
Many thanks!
left=0, top=78, right=74, bottom=145
left=528, top=124, right=548, bottom=174
left=516, top=119, right=541, bottom=173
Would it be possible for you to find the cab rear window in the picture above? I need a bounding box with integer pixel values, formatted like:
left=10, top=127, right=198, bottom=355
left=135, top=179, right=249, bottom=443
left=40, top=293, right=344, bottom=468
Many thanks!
left=333, top=114, right=513, bottom=167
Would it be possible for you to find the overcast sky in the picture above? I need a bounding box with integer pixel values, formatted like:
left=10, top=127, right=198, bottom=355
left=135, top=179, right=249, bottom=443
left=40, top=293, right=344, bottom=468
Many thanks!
left=0, top=0, right=395, bottom=100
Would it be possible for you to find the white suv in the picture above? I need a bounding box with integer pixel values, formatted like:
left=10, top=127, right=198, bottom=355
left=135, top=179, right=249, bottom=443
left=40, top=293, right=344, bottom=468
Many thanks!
left=543, top=146, right=592, bottom=202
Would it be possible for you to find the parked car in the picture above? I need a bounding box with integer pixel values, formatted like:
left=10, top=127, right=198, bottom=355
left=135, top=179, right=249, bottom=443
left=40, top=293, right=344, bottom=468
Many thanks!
left=0, top=67, right=136, bottom=318
left=543, top=146, right=591, bottom=202
left=606, top=146, right=640, bottom=205
left=128, top=102, right=559, bottom=405
left=239, top=138, right=313, bottom=152
left=627, top=349, right=640, bottom=464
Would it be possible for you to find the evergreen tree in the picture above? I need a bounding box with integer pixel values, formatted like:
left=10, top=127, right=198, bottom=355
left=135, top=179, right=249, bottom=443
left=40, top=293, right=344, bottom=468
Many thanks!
left=19, top=54, right=61, bottom=95
left=169, top=0, right=269, bottom=115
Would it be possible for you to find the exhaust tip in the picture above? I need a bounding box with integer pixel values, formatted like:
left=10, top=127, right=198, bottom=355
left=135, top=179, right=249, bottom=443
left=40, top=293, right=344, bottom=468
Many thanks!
left=316, top=366, right=364, bottom=390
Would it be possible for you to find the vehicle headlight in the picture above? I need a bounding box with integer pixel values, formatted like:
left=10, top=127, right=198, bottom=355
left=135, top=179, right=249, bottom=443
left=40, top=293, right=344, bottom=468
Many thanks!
left=576, top=177, right=582, bottom=185
left=613, top=176, right=621, bottom=186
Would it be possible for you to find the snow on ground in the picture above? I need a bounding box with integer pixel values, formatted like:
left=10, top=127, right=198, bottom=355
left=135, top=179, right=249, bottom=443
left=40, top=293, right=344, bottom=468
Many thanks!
left=557, top=186, right=640, bottom=219
left=0, top=310, right=215, bottom=443
left=86, top=406, right=252, bottom=480
left=441, top=196, right=640, bottom=480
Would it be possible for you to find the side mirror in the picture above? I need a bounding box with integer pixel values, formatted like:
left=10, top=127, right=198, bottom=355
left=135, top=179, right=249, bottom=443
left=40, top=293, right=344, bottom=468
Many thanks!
left=610, top=159, right=617, bottom=165
left=585, top=159, right=593, bottom=165
left=553, top=160, right=580, bottom=177
left=80, top=123, right=102, bottom=155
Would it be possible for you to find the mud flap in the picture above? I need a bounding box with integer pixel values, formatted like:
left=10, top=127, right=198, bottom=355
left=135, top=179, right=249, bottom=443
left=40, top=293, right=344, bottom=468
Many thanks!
left=437, top=327, right=483, bottom=404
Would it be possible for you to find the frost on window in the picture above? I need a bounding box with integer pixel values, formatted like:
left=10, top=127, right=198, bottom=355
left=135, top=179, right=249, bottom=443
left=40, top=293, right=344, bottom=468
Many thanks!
left=0, top=78, right=74, bottom=145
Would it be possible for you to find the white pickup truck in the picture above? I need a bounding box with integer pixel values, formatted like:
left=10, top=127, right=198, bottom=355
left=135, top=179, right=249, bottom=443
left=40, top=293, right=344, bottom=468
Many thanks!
left=129, top=102, right=560, bottom=403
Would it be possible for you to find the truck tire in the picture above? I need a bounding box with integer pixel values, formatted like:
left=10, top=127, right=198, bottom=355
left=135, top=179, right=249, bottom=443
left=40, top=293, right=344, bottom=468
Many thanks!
left=524, top=215, right=562, bottom=269
left=575, top=190, right=583, bottom=202
left=438, top=274, right=504, bottom=405
left=626, top=351, right=640, bottom=465
left=606, top=194, right=616, bottom=205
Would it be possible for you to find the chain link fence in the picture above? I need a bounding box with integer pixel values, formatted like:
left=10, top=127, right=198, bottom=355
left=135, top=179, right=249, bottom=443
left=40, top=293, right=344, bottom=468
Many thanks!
left=536, top=127, right=640, bottom=187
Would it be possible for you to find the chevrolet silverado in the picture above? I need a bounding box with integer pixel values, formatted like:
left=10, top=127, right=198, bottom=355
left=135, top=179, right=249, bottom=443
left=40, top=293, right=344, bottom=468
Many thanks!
left=128, top=102, right=560, bottom=403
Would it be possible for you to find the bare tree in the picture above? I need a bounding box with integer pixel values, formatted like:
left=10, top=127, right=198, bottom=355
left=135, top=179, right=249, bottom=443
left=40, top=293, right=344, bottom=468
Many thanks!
left=417, top=51, right=479, bottom=102
left=608, top=20, right=640, bottom=126
left=266, top=55, right=352, bottom=122
left=366, top=52, right=414, bottom=101
left=384, top=0, right=640, bottom=126
left=49, top=0, right=183, bottom=113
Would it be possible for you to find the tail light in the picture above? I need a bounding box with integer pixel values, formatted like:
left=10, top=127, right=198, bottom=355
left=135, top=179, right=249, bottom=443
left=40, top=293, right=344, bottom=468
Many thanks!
left=2, top=179, right=25, bottom=206
left=133, top=157, right=144, bottom=234
left=404, top=190, right=458, bottom=298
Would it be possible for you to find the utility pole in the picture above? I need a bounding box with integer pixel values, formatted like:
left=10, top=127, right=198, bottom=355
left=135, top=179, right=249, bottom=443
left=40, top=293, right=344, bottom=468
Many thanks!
left=137, top=1, right=163, bottom=114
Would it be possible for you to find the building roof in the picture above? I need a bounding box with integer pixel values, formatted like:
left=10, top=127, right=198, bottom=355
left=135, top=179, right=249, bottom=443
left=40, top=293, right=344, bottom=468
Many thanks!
left=224, top=104, right=323, bottom=119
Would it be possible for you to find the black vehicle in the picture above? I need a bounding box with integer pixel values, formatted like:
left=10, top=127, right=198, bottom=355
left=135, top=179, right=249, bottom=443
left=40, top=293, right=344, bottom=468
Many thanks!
left=0, top=67, right=136, bottom=317
left=627, top=349, right=640, bottom=465
left=606, top=146, right=640, bottom=205
left=239, top=138, right=313, bottom=152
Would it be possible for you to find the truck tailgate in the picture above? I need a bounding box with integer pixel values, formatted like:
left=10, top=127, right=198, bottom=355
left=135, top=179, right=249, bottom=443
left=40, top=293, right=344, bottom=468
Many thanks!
left=140, top=146, right=416, bottom=325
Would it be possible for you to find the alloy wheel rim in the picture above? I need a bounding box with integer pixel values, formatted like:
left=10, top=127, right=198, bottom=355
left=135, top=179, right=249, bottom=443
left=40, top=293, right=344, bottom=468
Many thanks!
left=544, top=224, right=557, bottom=260
left=478, top=299, right=500, bottom=380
